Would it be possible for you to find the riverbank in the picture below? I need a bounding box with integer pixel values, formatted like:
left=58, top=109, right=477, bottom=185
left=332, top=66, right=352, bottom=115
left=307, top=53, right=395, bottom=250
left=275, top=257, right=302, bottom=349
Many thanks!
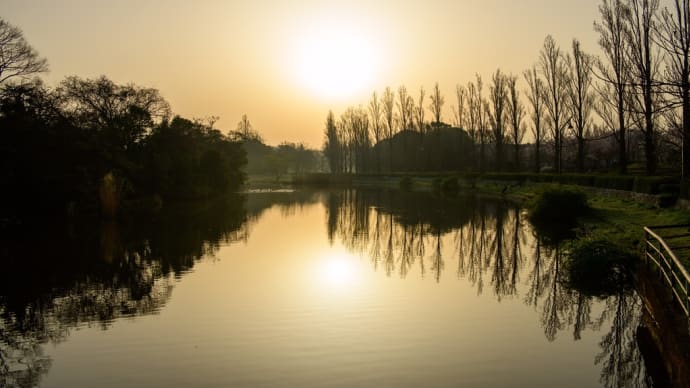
left=286, top=172, right=690, bottom=268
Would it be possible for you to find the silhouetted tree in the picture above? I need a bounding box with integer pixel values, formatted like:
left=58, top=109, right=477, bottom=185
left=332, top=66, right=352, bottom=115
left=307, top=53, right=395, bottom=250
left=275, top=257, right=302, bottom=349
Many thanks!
left=60, top=76, right=171, bottom=152
left=415, top=86, right=426, bottom=133
left=506, top=74, right=526, bottom=170
left=382, top=86, right=396, bottom=171
left=540, top=35, right=571, bottom=173
left=323, top=111, right=342, bottom=173
left=231, top=114, right=262, bottom=142
left=568, top=39, right=596, bottom=172
left=430, top=82, right=445, bottom=127
left=655, top=0, right=690, bottom=177
left=0, top=18, right=48, bottom=84
left=595, top=0, right=631, bottom=173
left=369, top=91, right=384, bottom=172
left=490, top=69, right=509, bottom=171
left=452, top=83, right=466, bottom=128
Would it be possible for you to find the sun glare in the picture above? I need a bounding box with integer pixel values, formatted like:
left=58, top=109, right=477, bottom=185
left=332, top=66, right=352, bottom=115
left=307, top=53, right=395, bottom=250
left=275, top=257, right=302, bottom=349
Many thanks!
left=292, top=21, right=381, bottom=99
left=317, top=252, right=359, bottom=289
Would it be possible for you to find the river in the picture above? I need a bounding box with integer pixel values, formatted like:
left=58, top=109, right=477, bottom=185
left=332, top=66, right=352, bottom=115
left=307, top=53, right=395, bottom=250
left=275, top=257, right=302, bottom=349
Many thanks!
left=0, top=189, right=684, bottom=387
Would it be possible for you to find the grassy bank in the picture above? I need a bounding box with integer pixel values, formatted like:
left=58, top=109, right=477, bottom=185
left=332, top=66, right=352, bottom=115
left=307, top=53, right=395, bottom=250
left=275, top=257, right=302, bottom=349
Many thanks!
left=290, top=172, right=690, bottom=269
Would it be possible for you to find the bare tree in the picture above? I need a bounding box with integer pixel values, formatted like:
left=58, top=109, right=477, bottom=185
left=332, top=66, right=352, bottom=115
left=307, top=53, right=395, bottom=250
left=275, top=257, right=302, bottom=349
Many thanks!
left=656, top=0, right=690, bottom=177
left=489, top=69, right=509, bottom=171
left=430, top=82, right=445, bottom=127
left=540, top=35, right=571, bottom=173
left=323, top=110, right=342, bottom=173
left=0, top=18, right=48, bottom=84
left=624, top=0, right=662, bottom=175
left=467, top=82, right=479, bottom=170
left=452, top=84, right=466, bottom=128
left=369, top=91, right=384, bottom=172
left=568, top=39, right=596, bottom=172
left=415, top=86, right=426, bottom=133
left=235, top=114, right=261, bottom=142
left=525, top=66, right=546, bottom=172
left=397, top=85, right=414, bottom=132
left=382, top=86, right=396, bottom=171
left=507, top=74, right=526, bottom=170
left=595, top=0, right=631, bottom=173
left=476, top=75, right=489, bottom=172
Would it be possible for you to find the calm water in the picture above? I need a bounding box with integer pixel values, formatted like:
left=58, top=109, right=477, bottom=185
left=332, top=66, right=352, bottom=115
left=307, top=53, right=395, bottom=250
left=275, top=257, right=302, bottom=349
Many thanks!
left=0, top=189, right=666, bottom=387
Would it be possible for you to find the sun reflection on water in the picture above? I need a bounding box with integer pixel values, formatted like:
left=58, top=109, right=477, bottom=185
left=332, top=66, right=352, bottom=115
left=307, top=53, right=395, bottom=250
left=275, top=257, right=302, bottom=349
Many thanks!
left=315, top=252, right=360, bottom=291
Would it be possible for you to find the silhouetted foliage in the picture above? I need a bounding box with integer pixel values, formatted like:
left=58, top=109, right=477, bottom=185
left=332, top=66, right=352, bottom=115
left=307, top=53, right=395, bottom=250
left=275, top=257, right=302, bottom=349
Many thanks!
left=0, top=76, right=247, bottom=220
left=564, top=238, right=636, bottom=297
left=528, top=187, right=590, bottom=226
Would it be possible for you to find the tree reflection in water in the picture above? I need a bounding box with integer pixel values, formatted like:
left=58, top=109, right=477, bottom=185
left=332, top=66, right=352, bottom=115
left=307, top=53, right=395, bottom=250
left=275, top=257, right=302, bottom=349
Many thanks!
left=0, top=195, right=248, bottom=387
left=324, top=188, right=659, bottom=388
left=0, top=189, right=681, bottom=387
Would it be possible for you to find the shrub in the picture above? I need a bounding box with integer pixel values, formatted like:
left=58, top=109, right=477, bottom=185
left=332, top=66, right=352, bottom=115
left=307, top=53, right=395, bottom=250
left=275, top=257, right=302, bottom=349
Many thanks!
left=528, top=187, right=590, bottom=225
left=564, top=238, right=636, bottom=297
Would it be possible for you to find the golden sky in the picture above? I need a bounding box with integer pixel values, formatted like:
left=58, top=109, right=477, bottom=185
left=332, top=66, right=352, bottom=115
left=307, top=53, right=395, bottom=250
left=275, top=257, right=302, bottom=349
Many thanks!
left=4, top=0, right=604, bottom=147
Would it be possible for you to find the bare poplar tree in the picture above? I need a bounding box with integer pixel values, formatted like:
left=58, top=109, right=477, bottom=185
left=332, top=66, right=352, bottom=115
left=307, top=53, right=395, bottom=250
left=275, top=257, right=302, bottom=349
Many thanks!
left=595, top=0, right=631, bottom=173
left=397, top=86, right=415, bottom=170
left=467, top=82, right=479, bottom=170
left=415, top=86, right=426, bottom=133
left=506, top=75, right=526, bottom=170
left=452, top=84, right=466, bottom=128
left=568, top=39, right=596, bottom=172
left=540, top=35, right=571, bottom=173
left=397, top=85, right=414, bottom=132
left=369, top=91, right=384, bottom=172
left=382, top=86, right=396, bottom=171
left=0, top=18, right=49, bottom=84
left=656, top=0, right=690, bottom=177
left=475, top=75, right=488, bottom=172
left=490, top=69, right=509, bottom=171
left=540, top=36, right=571, bottom=173
left=625, top=0, right=661, bottom=175
left=524, top=66, right=546, bottom=172
left=429, top=82, right=445, bottom=127
left=323, top=111, right=342, bottom=173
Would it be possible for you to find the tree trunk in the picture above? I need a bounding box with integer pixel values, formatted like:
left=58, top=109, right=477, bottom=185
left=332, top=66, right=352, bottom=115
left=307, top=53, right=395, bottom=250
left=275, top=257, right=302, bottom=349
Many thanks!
left=681, top=83, right=690, bottom=181
left=618, top=92, right=627, bottom=174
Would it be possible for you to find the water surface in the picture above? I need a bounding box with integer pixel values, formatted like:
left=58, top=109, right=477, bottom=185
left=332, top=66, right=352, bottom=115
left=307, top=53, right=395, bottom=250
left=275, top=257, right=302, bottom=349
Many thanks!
left=0, top=189, right=661, bottom=387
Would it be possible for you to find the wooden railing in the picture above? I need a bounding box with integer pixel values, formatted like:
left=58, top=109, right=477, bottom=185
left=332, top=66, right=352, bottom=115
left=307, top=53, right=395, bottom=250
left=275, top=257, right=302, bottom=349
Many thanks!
left=644, top=225, right=690, bottom=325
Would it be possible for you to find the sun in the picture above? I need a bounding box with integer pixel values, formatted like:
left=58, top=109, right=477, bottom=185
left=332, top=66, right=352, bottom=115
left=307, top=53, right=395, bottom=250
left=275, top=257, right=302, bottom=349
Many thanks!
left=292, top=20, right=381, bottom=99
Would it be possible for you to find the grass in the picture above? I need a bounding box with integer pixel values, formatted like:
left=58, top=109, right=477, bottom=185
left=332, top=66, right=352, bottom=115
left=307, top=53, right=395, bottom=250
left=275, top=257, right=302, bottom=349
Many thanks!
left=495, top=182, right=690, bottom=269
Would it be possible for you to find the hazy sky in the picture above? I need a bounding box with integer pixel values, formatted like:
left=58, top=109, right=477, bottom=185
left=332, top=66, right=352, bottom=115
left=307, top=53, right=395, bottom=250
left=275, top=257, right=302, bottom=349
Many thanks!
left=4, top=0, right=609, bottom=147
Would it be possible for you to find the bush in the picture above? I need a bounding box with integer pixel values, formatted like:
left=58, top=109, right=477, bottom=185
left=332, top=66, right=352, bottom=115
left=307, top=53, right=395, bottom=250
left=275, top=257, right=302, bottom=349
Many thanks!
left=529, top=187, right=590, bottom=225
left=564, top=238, right=636, bottom=297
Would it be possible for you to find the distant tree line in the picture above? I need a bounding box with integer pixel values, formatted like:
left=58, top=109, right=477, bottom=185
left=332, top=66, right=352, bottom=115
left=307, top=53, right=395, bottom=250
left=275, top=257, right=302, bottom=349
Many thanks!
left=323, top=0, right=690, bottom=178
left=230, top=114, right=323, bottom=178
left=0, top=18, right=247, bottom=219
